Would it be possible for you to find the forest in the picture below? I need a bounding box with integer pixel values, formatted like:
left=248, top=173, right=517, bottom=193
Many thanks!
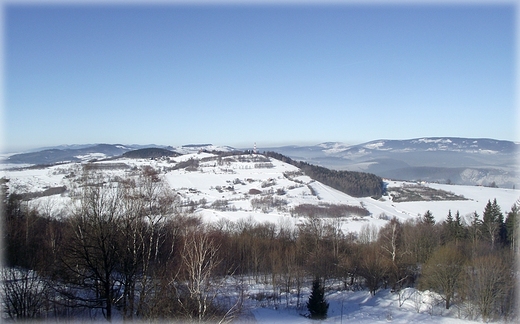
left=1, top=164, right=518, bottom=322
left=264, top=151, right=384, bottom=198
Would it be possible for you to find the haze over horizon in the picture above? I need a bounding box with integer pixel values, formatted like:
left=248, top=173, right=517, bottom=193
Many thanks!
left=3, top=2, right=516, bottom=152
left=3, top=136, right=518, bottom=156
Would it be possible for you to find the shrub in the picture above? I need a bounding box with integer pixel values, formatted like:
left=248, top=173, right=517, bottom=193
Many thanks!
left=248, top=188, right=262, bottom=195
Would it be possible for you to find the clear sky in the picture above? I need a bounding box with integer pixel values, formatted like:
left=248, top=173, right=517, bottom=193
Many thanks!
left=3, top=2, right=517, bottom=152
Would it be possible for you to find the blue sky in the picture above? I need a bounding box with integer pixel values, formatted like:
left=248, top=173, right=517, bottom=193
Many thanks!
left=3, top=3, right=517, bottom=152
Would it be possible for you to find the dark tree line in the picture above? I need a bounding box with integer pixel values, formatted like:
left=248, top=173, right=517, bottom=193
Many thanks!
left=122, top=147, right=179, bottom=159
left=264, top=151, right=384, bottom=198
left=291, top=203, right=369, bottom=218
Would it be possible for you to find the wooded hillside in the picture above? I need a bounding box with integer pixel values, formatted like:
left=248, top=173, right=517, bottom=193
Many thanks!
left=265, top=151, right=384, bottom=198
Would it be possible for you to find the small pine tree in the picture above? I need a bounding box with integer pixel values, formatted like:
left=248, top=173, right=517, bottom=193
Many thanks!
left=307, top=277, right=329, bottom=320
left=454, top=210, right=466, bottom=241
left=423, top=210, right=435, bottom=225
left=443, top=210, right=456, bottom=243
left=446, top=210, right=453, bottom=224
left=469, top=211, right=482, bottom=246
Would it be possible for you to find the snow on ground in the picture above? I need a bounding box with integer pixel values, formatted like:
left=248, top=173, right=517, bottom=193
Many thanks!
left=379, top=180, right=520, bottom=224
left=241, top=283, right=481, bottom=324
left=2, top=154, right=516, bottom=323
left=0, top=163, right=34, bottom=170
left=2, top=154, right=519, bottom=235
left=3, top=164, right=71, bottom=193
left=74, top=152, right=108, bottom=160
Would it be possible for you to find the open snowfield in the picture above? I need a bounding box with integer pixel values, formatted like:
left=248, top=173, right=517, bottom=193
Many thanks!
left=221, top=275, right=488, bottom=323
left=245, top=288, right=477, bottom=324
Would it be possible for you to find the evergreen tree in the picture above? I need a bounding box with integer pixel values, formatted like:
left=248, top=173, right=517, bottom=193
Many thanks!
left=443, top=210, right=455, bottom=243
left=505, top=203, right=519, bottom=251
left=446, top=210, right=453, bottom=224
left=423, top=210, right=435, bottom=225
left=481, top=199, right=504, bottom=248
left=468, top=211, right=482, bottom=247
left=493, top=199, right=506, bottom=245
left=307, top=277, right=329, bottom=320
left=454, top=210, right=466, bottom=242
left=442, top=210, right=465, bottom=244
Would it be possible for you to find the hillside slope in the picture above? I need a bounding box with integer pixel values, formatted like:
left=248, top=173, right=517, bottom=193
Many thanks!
left=3, top=152, right=518, bottom=234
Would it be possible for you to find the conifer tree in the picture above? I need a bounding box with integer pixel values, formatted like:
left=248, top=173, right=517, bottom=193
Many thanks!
left=505, top=203, right=518, bottom=251
left=454, top=210, right=466, bottom=242
left=307, top=277, right=329, bottom=320
left=423, top=210, right=435, bottom=225
left=443, top=210, right=455, bottom=242
left=482, top=199, right=504, bottom=248
left=493, top=199, right=506, bottom=245
left=468, top=211, right=482, bottom=248
left=446, top=210, right=453, bottom=224
left=443, top=210, right=465, bottom=244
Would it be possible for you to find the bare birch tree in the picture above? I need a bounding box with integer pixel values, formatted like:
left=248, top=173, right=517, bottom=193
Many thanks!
left=179, top=228, right=222, bottom=321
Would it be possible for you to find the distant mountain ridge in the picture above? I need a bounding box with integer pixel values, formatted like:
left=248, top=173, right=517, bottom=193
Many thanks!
left=4, top=144, right=135, bottom=165
left=260, top=137, right=519, bottom=188
left=322, top=138, right=516, bottom=155
left=2, top=143, right=237, bottom=165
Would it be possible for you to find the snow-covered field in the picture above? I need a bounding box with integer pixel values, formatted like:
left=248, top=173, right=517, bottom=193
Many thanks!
left=208, top=274, right=490, bottom=323
left=244, top=287, right=477, bottom=323
left=2, top=152, right=518, bottom=235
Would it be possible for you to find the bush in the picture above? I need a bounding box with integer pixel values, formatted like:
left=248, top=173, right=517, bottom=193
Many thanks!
left=248, top=188, right=262, bottom=195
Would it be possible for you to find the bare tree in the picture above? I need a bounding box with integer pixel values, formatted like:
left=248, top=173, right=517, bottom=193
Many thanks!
left=133, top=166, right=179, bottom=317
left=1, top=268, right=50, bottom=320
left=358, top=243, right=388, bottom=295
left=63, top=168, right=124, bottom=321
left=463, top=254, right=513, bottom=321
left=111, top=176, right=142, bottom=320
left=358, top=223, right=379, bottom=245
left=379, top=217, right=402, bottom=265
left=297, top=215, right=336, bottom=278
left=401, top=218, right=439, bottom=264
left=378, top=217, right=409, bottom=290
left=178, top=228, right=241, bottom=322
left=419, top=243, right=465, bottom=309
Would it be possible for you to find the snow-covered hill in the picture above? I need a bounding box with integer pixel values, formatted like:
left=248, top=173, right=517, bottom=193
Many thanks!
left=3, top=151, right=518, bottom=235
left=334, top=137, right=516, bottom=154
left=1, top=143, right=237, bottom=166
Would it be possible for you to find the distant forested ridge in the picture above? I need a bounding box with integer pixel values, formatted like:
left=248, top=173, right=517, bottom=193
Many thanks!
left=122, top=147, right=179, bottom=159
left=264, top=151, right=384, bottom=198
